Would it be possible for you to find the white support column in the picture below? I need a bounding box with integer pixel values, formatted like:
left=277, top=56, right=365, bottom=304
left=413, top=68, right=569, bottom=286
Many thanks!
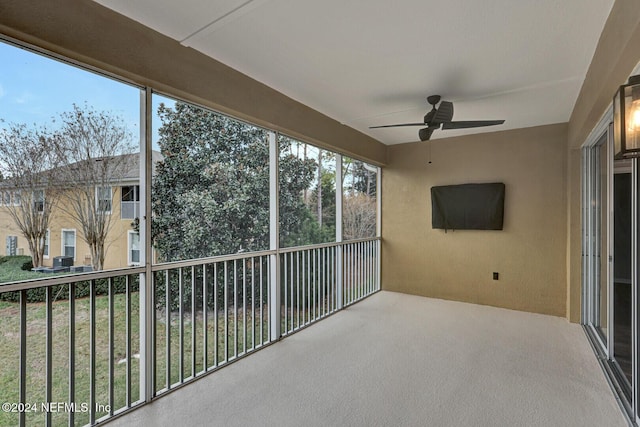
left=268, top=131, right=281, bottom=341
left=139, top=87, right=154, bottom=401
left=335, top=154, right=343, bottom=309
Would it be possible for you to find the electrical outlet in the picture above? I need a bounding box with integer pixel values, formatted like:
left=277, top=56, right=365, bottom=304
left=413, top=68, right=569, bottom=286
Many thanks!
left=493, top=272, right=499, bottom=280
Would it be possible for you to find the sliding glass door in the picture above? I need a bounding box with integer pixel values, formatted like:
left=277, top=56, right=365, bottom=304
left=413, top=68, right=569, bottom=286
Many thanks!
left=583, top=111, right=638, bottom=421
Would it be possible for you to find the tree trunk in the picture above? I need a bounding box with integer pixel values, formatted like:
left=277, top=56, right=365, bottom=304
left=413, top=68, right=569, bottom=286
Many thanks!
left=27, top=239, right=40, bottom=268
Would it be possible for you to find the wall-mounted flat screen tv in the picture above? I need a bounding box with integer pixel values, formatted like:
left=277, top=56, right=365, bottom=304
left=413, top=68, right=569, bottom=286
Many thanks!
left=431, top=183, right=505, bottom=231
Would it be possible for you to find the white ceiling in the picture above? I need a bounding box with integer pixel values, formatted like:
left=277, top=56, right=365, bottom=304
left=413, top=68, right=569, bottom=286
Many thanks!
left=94, top=0, right=614, bottom=145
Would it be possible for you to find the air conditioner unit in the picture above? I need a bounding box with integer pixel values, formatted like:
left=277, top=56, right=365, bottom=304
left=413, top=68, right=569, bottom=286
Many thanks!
left=53, top=256, right=74, bottom=268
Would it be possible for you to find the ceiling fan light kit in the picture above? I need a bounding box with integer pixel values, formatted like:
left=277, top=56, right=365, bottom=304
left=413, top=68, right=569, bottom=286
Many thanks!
left=370, top=95, right=505, bottom=141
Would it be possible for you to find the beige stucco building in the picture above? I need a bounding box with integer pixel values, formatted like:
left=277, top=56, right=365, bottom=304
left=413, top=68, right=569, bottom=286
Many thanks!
left=0, top=161, right=142, bottom=271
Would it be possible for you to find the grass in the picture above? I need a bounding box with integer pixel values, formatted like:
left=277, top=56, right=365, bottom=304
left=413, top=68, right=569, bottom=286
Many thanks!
left=0, top=290, right=274, bottom=427
left=0, top=289, right=141, bottom=426
left=0, top=256, right=374, bottom=426
left=0, top=256, right=76, bottom=284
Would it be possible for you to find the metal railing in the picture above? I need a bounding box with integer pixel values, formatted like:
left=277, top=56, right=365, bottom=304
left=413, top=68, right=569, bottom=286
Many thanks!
left=151, top=252, right=271, bottom=396
left=0, top=237, right=379, bottom=426
left=0, top=268, right=145, bottom=427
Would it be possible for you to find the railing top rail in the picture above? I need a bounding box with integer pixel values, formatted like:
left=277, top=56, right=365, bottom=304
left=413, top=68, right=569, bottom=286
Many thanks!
left=0, top=237, right=381, bottom=292
left=151, top=249, right=276, bottom=272
left=0, top=266, right=146, bottom=293
left=278, top=237, right=380, bottom=254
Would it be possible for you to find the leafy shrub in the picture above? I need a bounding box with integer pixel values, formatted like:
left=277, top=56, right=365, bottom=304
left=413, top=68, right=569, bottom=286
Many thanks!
left=21, top=260, right=33, bottom=271
left=0, top=274, right=138, bottom=303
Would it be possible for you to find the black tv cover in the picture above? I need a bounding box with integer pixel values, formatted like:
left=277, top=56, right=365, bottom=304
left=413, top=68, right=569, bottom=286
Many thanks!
left=431, top=183, right=505, bottom=231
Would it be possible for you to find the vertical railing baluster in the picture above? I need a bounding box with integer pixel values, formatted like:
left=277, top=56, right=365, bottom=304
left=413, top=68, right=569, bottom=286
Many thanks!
left=260, top=257, right=264, bottom=344
left=68, top=283, right=75, bottom=427
left=203, top=264, right=208, bottom=373
left=266, top=256, right=271, bottom=339
left=322, top=248, right=326, bottom=316
left=344, top=245, right=349, bottom=305
left=224, top=261, right=228, bottom=363
left=243, top=259, right=247, bottom=355
left=371, top=241, right=375, bottom=294
left=283, top=253, right=287, bottom=335
left=165, top=270, right=171, bottom=390
left=19, top=290, right=26, bottom=427
left=45, top=287, right=52, bottom=427
left=290, top=253, right=294, bottom=331
left=350, top=244, right=354, bottom=302
left=377, top=239, right=381, bottom=291
left=305, top=250, right=309, bottom=324
left=296, top=251, right=300, bottom=328
left=359, top=243, right=362, bottom=299
left=179, top=268, right=184, bottom=383
left=318, top=248, right=322, bottom=319
left=312, top=248, right=316, bottom=321
left=214, top=263, right=218, bottom=367
left=358, top=243, right=361, bottom=299
left=234, top=259, right=238, bottom=358
left=353, top=244, right=357, bottom=302
left=191, top=266, right=196, bottom=379
left=109, top=278, right=115, bottom=415
left=365, top=242, right=369, bottom=296
left=90, top=280, right=96, bottom=425
left=251, top=257, right=255, bottom=350
left=309, top=249, right=313, bottom=322
left=366, top=242, right=370, bottom=296
left=350, top=244, right=354, bottom=304
left=126, top=275, right=132, bottom=406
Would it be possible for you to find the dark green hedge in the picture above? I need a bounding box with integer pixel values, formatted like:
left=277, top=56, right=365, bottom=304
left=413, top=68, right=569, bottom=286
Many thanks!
left=0, top=275, right=139, bottom=303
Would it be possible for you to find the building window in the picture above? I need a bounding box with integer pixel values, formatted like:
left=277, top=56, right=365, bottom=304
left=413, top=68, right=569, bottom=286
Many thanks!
left=6, top=236, right=18, bottom=256
left=128, top=231, right=140, bottom=265
left=121, top=185, right=140, bottom=219
left=1, top=191, right=8, bottom=206
left=34, top=189, right=45, bottom=213
left=43, top=229, right=50, bottom=258
left=12, top=191, right=20, bottom=206
left=61, top=229, right=76, bottom=260
left=97, top=186, right=112, bottom=213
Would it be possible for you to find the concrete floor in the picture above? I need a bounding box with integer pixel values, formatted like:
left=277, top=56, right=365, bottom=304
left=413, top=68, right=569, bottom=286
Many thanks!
left=108, top=291, right=626, bottom=427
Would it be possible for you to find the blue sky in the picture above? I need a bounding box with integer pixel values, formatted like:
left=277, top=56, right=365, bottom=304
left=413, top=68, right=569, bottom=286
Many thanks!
left=0, top=40, right=173, bottom=149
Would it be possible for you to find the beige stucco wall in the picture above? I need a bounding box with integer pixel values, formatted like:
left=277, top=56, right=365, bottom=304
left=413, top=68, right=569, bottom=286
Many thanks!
left=565, top=0, right=640, bottom=322
left=382, top=124, right=568, bottom=317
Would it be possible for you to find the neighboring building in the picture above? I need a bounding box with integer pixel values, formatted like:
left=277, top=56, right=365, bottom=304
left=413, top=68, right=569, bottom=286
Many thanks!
left=0, top=151, right=161, bottom=270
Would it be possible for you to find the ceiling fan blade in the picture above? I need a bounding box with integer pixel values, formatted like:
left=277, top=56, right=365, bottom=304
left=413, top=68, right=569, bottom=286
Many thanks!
left=442, top=120, right=505, bottom=129
left=431, top=101, right=454, bottom=124
left=369, top=122, right=426, bottom=129
left=419, top=126, right=437, bottom=141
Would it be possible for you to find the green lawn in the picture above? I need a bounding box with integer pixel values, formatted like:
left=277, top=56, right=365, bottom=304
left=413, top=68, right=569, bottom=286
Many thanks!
left=0, top=256, right=76, bottom=285
left=0, top=290, right=273, bottom=427
left=0, top=290, right=141, bottom=426
left=0, top=255, right=370, bottom=426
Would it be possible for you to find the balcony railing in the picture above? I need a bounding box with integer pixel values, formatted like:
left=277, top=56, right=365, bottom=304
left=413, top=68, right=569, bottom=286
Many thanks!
left=0, top=237, right=379, bottom=426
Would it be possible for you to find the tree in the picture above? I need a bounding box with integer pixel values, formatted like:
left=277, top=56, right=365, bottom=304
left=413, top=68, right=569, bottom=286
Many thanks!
left=343, top=192, right=376, bottom=240
left=0, top=122, right=61, bottom=267
left=54, top=104, right=136, bottom=270
left=152, top=102, right=318, bottom=262
left=342, top=158, right=377, bottom=240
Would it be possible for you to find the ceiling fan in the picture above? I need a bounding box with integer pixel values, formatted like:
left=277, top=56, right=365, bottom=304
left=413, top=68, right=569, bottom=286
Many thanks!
left=369, top=95, right=505, bottom=141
